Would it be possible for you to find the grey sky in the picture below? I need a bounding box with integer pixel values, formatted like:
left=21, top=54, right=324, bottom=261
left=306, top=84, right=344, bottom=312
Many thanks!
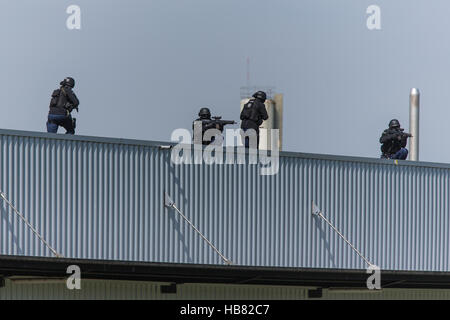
left=0, top=0, right=448, bottom=162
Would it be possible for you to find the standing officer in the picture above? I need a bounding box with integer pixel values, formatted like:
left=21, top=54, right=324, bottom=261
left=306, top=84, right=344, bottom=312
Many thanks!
left=379, top=119, right=412, bottom=160
left=240, top=91, right=269, bottom=148
left=47, top=77, right=79, bottom=134
left=192, top=107, right=219, bottom=145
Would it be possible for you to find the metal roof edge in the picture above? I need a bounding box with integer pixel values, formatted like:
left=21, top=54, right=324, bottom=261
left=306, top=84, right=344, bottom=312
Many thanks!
left=0, top=128, right=173, bottom=148
left=0, top=128, right=449, bottom=170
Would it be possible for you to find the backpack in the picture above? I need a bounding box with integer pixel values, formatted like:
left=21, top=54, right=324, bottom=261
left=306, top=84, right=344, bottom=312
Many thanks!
left=241, top=99, right=259, bottom=122
left=49, top=89, right=60, bottom=108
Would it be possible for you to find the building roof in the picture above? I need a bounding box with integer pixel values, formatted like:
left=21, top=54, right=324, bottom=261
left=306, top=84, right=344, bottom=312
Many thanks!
left=1, top=128, right=450, bottom=272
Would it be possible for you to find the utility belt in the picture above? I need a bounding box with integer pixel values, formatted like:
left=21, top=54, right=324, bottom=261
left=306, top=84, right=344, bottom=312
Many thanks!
left=242, top=119, right=261, bottom=130
left=244, top=117, right=261, bottom=124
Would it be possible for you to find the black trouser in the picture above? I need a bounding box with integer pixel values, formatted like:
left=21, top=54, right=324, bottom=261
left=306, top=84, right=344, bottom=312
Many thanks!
left=241, top=128, right=260, bottom=149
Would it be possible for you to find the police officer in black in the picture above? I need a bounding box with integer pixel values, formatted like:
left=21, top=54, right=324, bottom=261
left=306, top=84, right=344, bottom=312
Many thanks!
left=47, top=77, right=79, bottom=134
left=380, top=119, right=412, bottom=160
left=192, top=107, right=220, bottom=145
left=240, top=91, right=269, bottom=148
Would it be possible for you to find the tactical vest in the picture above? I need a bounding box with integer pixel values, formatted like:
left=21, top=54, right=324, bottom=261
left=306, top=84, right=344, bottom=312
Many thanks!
left=241, top=99, right=260, bottom=123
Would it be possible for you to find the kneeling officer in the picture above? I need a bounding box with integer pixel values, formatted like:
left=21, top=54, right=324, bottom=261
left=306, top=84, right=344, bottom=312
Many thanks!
left=193, top=107, right=235, bottom=145
left=47, top=77, right=79, bottom=134
left=379, top=119, right=412, bottom=160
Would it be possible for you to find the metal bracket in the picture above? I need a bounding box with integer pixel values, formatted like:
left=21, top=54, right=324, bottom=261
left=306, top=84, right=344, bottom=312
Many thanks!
left=311, top=202, right=321, bottom=216
left=164, top=192, right=232, bottom=265
left=164, top=192, right=175, bottom=208
left=311, top=202, right=374, bottom=268
left=0, top=191, right=62, bottom=258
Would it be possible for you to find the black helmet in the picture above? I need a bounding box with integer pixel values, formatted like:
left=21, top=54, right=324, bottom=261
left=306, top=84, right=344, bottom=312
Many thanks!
left=389, top=119, right=401, bottom=129
left=60, top=77, right=75, bottom=88
left=198, top=107, right=211, bottom=119
left=252, top=91, right=267, bottom=102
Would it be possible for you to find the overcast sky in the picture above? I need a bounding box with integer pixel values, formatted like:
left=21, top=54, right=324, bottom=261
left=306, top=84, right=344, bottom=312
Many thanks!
left=0, top=0, right=449, bottom=162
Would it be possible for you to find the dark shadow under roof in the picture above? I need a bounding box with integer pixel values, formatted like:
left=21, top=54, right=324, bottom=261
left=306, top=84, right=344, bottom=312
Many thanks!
left=1, top=255, right=450, bottom=289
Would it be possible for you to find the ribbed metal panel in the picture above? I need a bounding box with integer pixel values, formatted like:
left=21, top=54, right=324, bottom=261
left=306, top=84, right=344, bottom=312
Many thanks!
left=2, top=279, right=450, bottom=300
left=322, top=288, right=450, bottom=300
left=0, top=279, right=309, bottom=300
left=1, top=129, right=450, bottom=271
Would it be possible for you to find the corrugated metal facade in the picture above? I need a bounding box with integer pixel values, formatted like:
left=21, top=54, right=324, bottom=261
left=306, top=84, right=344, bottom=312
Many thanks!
left=1, top=279, right=308, bottom=300
left=2, top=279, right=450, bottom=300
left=1, top=129, right=450, bottom=271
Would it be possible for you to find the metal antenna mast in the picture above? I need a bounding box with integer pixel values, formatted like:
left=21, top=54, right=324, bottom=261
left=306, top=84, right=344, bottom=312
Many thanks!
left=246, top=57, right=250, bottom=88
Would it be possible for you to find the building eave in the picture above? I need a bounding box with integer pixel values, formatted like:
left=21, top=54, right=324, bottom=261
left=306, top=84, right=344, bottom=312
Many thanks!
left=1, top=255, right=450, bottom=289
